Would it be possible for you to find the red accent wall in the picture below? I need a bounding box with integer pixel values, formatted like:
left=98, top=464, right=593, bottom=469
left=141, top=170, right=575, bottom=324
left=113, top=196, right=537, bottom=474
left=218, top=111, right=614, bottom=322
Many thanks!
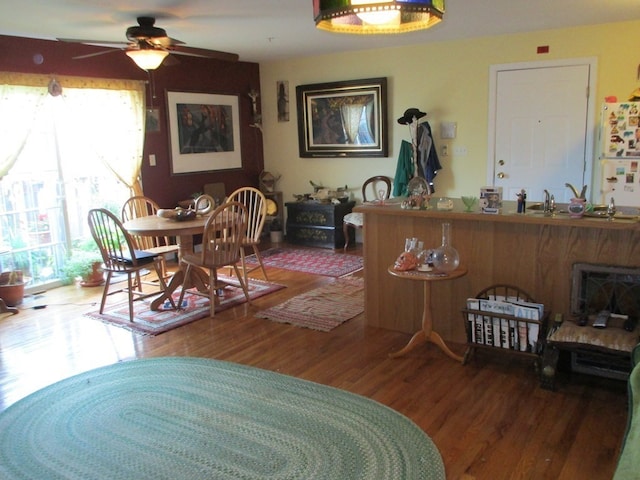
left=0, top=34, right=263, bottom=208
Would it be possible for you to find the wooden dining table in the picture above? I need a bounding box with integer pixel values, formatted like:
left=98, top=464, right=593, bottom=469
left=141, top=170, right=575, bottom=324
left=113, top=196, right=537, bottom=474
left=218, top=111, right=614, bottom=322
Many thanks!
left=122, top=213, right=212, bottom=310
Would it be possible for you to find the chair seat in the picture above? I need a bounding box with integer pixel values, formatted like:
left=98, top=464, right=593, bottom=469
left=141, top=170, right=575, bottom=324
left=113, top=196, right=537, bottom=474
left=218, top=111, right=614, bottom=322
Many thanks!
left=182, top=251, right=238, bottom=271
left=109, top=249, right=159, bottom=266
left=143, top=244, right=180, bottom=257
left=343, top=212, right=363, bottom=227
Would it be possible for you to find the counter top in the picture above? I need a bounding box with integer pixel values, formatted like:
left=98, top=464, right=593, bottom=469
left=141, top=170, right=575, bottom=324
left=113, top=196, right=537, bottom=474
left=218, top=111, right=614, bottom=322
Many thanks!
left=354, top=199, right=639, bottom=230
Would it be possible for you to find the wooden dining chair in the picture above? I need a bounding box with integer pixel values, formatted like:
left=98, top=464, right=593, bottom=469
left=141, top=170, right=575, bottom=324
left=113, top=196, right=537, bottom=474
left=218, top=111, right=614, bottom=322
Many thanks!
left=178, top=201, right=249, bottom=318
left=225, top=187, right=269, bottom=285
left=343, top=175, right=392, bottom=250
left=87, top=208, right=174, bottom=323
left=121, top=196, right=179, bottom=281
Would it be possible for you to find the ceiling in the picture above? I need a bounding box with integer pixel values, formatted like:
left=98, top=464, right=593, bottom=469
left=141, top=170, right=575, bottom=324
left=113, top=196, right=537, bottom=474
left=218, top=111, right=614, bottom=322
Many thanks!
left=1, top=0, right=640, bottom=63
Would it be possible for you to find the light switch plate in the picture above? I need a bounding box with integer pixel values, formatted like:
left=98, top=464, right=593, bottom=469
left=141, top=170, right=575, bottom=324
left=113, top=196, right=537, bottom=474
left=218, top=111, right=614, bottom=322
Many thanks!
left=440, top=122, right=457, bottom=139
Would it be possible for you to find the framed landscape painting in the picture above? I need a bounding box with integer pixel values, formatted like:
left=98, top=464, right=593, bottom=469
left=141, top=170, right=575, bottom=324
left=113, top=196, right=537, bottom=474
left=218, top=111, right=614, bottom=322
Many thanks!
left=166, top=91, right=242, bottom=174
left=296, top=77, right=388, bottom=158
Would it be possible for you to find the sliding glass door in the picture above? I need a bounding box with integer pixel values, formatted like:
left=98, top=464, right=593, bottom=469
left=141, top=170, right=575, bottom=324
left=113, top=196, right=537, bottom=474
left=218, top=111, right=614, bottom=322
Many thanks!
left=0, top=87, right=133, bottom=292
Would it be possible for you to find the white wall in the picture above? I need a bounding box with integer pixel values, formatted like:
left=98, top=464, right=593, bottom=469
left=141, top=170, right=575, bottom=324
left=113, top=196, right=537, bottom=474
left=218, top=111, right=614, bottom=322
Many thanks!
left=259, top=20, right=640, bottom=211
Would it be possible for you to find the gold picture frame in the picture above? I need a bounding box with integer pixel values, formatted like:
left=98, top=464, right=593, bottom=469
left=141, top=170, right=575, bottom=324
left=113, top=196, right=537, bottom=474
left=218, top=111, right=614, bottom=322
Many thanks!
left=296, top=77, right=388, bottom=158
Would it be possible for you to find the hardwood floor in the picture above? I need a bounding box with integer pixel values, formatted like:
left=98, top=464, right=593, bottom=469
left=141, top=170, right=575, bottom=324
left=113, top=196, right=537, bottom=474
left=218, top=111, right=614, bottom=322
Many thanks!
left=0, top=244, right=628, bottom=479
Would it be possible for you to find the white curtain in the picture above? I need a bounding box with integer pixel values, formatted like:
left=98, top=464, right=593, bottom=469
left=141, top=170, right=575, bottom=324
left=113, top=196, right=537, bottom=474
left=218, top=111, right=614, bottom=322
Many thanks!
left=57, top=85, right=145, bottom=196
left=0, top=83, right=47, bottom=179
left=0, top=73, right=146, bottom=194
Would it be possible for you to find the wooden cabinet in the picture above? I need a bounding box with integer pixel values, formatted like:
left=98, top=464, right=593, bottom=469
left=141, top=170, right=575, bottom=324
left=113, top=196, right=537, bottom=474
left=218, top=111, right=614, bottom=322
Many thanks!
left=285, top=201, right=355, bottom=249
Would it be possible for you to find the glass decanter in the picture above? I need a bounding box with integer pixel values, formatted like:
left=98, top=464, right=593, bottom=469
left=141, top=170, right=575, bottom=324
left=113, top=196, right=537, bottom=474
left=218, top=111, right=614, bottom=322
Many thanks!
left=431, top=223, right=460, bottom=273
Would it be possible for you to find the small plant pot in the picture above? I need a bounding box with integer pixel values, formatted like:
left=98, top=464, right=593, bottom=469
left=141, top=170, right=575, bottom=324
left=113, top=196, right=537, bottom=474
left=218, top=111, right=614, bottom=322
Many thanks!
left=80, top=262, right=104, bottom=287
left=568, top=198, right=586, bottom=218
left=0, top=283, right=25, bottom=307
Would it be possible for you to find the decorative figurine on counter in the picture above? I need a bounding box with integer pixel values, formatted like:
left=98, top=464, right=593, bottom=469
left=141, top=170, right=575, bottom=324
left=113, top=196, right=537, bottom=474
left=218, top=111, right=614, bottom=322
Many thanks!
left=516, top=189, right=527, bottom=213
left=393, top=251, right=419, bottom=271
left=401, top=176, right=431, bottom=209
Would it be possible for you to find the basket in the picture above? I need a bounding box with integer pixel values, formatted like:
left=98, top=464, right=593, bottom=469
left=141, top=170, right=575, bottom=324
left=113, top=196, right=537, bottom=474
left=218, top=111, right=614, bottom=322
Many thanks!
left=461, top=284, right=549, bottom=367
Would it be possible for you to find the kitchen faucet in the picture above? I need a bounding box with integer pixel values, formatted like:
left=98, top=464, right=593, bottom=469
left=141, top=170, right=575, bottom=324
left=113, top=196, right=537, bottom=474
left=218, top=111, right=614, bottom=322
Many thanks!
left=543, top=190, right=550, bottom=213
left=543, top=189, right=555, bottom=215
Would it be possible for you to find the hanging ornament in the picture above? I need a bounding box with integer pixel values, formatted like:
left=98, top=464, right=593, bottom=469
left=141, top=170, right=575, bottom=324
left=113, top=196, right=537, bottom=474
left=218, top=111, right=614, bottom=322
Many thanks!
left=48, top=78, right=62, bottom=97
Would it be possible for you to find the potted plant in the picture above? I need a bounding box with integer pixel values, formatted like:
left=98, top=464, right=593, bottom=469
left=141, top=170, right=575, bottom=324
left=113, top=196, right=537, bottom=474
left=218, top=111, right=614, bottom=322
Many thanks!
left=62, top=239, right=104, bottom=287
left=0, top=270, right=27, bottom=307
left=269, top=218, right=284, bottom=243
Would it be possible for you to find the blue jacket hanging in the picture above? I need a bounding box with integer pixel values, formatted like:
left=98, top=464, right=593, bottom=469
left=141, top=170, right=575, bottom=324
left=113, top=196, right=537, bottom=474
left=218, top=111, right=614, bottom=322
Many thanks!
left=417, top=122, right=442, bottom=192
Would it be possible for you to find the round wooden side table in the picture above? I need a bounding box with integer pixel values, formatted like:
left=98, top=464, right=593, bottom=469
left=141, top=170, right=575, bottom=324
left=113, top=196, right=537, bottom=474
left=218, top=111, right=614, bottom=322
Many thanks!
left=387, top=266, right=467, bottom=362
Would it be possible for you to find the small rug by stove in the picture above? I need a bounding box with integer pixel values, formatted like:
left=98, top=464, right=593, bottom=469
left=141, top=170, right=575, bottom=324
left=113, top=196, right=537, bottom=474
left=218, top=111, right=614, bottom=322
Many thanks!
left=255, top=277, right=364, bottom=331
left=244, top=247, right=363, bottom=277
left=85, top=276, right=285, bottom=335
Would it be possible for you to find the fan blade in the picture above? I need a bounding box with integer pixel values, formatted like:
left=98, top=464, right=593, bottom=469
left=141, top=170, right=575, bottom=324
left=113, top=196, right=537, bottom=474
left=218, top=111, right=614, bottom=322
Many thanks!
left=169, top=45, right=238, bottom=62
left=57, top=38, right=130, bottom=47
left=162, top=54, right=181, bottom=67
left=146, top=36, right=185, bottom=48
left=72, top=49, right=122, bottom=60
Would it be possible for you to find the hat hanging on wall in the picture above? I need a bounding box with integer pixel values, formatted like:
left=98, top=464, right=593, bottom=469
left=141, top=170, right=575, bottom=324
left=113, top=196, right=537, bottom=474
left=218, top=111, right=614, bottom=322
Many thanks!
left=397, top=108, right=426, bottom=125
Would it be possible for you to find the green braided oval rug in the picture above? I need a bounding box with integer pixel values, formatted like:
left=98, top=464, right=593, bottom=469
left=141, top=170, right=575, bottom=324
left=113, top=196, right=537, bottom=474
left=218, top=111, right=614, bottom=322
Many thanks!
left=0, top=357, right=445, bottom=480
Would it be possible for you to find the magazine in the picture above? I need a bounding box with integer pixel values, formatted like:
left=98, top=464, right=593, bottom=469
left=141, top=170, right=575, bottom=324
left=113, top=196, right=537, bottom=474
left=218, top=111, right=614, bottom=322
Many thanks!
left=466, top=297, right=543, bottom=351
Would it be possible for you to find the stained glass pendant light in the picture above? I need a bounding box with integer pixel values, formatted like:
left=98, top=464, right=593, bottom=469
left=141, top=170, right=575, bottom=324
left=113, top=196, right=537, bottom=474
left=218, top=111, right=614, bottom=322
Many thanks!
left=314, top=0, right=445, bottom=35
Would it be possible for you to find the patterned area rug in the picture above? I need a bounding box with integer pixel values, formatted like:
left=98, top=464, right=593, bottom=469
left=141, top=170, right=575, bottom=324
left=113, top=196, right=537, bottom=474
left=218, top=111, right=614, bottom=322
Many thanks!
left=0, top=357, right=445, bottom=479
left=256, top=277, right=364, bottom=331
left=244, top=247, right=363, bottom=277
left=85, top=276, right=285, bottom=335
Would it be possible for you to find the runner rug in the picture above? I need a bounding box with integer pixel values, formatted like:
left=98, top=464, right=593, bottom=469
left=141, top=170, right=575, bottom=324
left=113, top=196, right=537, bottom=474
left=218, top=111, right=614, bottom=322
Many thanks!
left=0, top=357, right=445, bottom=479
left=255, top=277, right=364, bottom=331
left=85, top=276, right=285, bottom=336
left=244, top=247, right=363, bottom=277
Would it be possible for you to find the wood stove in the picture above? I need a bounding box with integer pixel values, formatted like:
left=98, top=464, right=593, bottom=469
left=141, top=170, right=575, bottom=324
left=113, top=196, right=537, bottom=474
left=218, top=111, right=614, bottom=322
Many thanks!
left=540, top=263, right=640, bottom=389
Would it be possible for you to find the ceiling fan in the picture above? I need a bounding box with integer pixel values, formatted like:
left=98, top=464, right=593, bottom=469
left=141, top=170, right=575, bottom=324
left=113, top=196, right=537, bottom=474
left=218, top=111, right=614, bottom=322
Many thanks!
left=58, top=16, right=239, bottom=70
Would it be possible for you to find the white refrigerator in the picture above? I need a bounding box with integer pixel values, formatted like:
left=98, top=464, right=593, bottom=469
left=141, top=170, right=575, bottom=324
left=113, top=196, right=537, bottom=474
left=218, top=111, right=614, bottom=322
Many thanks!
left=600, top=102, right=640, bottom=207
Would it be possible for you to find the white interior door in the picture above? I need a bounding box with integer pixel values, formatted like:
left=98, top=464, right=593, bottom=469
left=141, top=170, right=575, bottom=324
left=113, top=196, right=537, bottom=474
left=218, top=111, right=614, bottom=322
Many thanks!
left=489, top=59, right=596, bottom=204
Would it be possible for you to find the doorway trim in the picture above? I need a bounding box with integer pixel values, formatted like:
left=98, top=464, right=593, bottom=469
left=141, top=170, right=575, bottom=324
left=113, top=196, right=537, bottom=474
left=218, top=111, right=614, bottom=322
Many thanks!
left=487, top=57, right=598, bottom=196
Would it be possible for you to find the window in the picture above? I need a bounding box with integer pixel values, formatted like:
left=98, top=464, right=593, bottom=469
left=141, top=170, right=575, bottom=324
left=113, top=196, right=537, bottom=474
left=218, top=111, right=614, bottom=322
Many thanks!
left=0, top=76, right=145, bottom=292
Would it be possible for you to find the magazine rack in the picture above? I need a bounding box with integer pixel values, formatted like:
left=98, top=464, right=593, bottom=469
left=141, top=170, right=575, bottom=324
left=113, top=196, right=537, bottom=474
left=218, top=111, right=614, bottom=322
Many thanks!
left=461, top=284, right=550, bottom=370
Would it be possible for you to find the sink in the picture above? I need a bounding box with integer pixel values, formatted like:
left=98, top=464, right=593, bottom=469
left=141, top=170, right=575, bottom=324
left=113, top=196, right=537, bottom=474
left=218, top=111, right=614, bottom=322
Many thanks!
left=526, top=203, right=568, bottom=215
left=526, top=203, right=608, bottom=214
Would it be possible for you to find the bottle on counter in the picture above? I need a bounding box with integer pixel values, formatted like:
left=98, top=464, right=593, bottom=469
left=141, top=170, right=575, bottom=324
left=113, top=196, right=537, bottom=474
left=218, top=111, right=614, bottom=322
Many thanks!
left=431, top=223, right=460, bottom=273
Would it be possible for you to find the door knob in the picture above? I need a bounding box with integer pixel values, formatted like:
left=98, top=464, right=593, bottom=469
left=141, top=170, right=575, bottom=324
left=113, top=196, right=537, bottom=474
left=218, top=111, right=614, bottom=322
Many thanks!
left=497, top=172, right=506, bottom=179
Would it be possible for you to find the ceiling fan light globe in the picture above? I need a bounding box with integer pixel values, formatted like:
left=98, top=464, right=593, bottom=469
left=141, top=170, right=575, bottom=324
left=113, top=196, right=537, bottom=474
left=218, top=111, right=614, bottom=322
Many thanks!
left=126, top=49, right=169, bottom=70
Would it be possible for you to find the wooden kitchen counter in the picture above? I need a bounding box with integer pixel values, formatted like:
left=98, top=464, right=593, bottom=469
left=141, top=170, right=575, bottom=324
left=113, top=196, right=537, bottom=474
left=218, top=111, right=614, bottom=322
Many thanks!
left=355, top=201, right=640, bottom=343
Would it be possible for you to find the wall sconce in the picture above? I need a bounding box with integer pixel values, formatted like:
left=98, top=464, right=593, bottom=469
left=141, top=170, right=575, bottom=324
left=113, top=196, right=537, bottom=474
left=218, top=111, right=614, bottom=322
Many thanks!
left=126, top=48, right=169, bottom=71
left=248, top=89, right=262, bottom=132
left=314, top=0, right=445, bottom=35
